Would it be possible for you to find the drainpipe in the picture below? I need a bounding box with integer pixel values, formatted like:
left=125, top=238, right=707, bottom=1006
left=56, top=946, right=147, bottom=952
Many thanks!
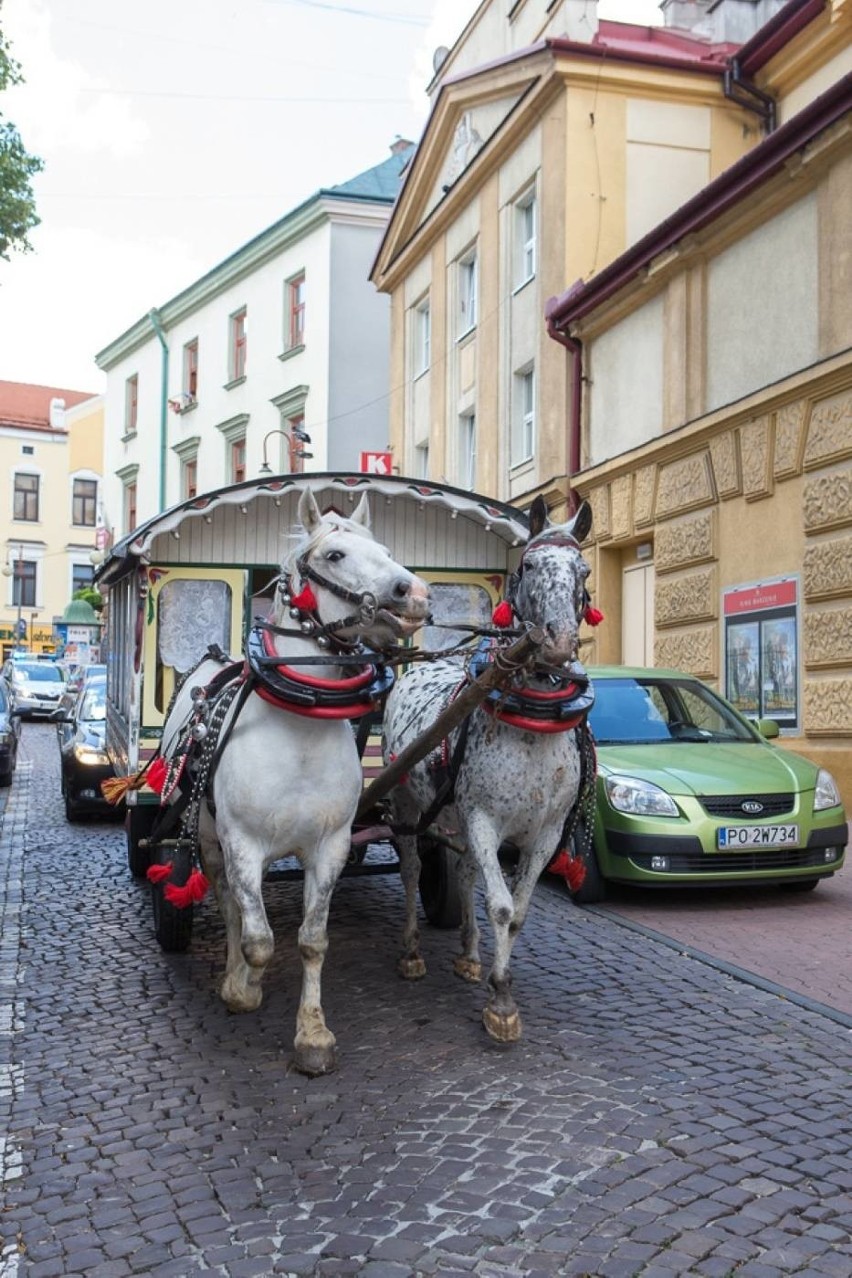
left=723, top=59, right=777, bottom=133
left=545, top=301, right=582, bottom=515
left=148, top=308, right=169, bottom=512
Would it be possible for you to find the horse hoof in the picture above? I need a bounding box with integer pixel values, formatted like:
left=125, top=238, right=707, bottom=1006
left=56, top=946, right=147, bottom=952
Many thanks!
left=220, top=979, right=263, bottom=1013
left=453, top=956, right=481, bottom=983
left=293, top=1043, right=337, bottom=1077
left=482, top=1004, right=522, bottom=1043
left=398, top=956, right=426, bottom=980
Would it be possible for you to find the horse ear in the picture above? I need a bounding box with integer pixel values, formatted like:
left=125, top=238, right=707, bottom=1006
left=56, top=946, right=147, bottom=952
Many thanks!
left=527, top=495, right=550, bottom=539
left=298, top=488, right=323, bottom=535
left=568, top=499, right=593, bottom=545
left=350, top=493, right=371, bottom=530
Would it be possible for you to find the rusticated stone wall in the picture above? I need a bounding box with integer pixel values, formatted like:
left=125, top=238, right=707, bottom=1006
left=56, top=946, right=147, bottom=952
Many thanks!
left=580, top=375, right=852, bottom=786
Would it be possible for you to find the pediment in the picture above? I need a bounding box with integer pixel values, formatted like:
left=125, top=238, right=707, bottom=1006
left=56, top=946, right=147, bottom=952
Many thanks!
left=373, top=53, right=549, bottom=284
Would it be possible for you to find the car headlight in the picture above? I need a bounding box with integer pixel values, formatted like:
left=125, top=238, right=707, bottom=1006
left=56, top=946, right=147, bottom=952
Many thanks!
left=73, top=743, right=110, bottom=767
left=605, top=774, right=680, bottom=818
left=814, top=768, right=841, bottom=812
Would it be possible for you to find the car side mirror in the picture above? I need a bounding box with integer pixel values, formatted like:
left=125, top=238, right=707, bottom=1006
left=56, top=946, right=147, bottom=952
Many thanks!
left=49, top=710, right=72, bottom=722
left=756, top=717, right=780, bottom=739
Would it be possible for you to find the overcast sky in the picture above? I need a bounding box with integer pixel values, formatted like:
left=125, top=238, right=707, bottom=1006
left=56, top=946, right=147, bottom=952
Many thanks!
left=1, top=0, right=663, bottom=393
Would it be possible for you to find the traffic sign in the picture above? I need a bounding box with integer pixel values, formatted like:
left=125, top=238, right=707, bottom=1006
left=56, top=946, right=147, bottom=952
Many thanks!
left=359, top=451, right=392, bottom=475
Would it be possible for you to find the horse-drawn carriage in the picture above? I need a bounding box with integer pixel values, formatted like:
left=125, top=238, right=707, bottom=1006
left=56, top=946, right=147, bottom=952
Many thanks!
left=96, top=473, right=596, bottom=1074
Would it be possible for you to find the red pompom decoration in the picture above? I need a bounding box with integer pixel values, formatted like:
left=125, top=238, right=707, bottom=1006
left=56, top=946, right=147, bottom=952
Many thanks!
left=547, top=849, right=587, bottom=893
left=163, top=869, right=210, bottom=908
left=146, top=755, right=169, bottom=794
left=146, top=862, right=174, bottom=884
left=491, top=601, right=513, bottom=628
left=583, top=605, right=604, bottom=627
left=290, top=582, right=318, bottom=612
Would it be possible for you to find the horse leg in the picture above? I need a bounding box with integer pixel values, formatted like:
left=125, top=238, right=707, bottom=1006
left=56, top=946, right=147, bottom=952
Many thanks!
left=453, top=853, right=481, bottom=984
left=216, top=833, right=273, bottom=1013
left=464, top=813, right=523, bottom=1043
left=293, top=831, right=350, bottom=1077
left=483, top=844, right=555, bottom=1044
left=396, top=829, right=426, bottom=981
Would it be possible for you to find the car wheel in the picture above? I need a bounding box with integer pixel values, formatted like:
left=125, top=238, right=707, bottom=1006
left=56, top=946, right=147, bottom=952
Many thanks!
left=64, top=792, right=83, bottom=823
left=0, top=768, right=12, bottom=788
left=418, top=835, right=463, bottom=929
left=780, top=878, right=820, bottom=893
left=568, top=826, right=606, bottom=905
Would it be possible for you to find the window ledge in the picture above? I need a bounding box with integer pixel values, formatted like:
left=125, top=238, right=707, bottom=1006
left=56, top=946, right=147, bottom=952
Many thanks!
left=510, top=457, right=535, bottom=476
left=414, top=366, right=430, bottom=381
left=456, top=325, right=476, bottom=345
left=121, top=431, right=137, bottom=444
left=224, top=375, right=247, bottom=391
left=512, top=274, right=535, bottom=297
left=278, top=344, right=305, bottom=363
left=177, top=400, right=198, bottom=417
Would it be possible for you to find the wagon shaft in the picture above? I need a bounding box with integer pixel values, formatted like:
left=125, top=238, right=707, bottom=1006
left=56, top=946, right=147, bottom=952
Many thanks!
left=355, top=626, right=544, bottom=820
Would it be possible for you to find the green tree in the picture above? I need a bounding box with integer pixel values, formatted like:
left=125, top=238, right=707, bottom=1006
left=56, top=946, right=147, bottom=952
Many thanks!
left=0, top=6, right=43, bottom=260
left=73, top=587, right=104, bottom=613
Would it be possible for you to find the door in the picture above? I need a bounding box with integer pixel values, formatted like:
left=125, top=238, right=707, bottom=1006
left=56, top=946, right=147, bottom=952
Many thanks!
left=622, top=561, right=655, bottom=666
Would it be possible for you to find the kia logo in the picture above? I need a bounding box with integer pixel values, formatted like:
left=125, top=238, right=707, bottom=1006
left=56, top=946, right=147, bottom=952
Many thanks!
left=741, top=800, right=764, bottom=814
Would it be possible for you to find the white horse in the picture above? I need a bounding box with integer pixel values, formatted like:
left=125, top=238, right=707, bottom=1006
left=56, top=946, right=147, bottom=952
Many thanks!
left=382, top=495, right=594, bottom=1044
left=159, top=489, right=429, bottom=1075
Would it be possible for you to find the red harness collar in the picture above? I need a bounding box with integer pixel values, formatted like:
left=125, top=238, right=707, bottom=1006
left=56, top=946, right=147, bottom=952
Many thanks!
left=251, top=627, right=382, bottom=719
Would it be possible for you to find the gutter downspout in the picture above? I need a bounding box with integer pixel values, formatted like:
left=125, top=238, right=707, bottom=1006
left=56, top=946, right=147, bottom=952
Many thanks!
left=723, top=58, right=777, bottom=133
left=148, top=308, right=169, bottom=512
left=545, top=301, right=582, bottom=515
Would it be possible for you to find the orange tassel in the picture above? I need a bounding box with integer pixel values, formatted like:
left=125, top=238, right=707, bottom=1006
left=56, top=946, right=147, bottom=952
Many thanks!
left=101, top=775, right=133, bottom=804
left=146, top=862, right=174, bottom=884
left=164, top=870, right=209, bottom=908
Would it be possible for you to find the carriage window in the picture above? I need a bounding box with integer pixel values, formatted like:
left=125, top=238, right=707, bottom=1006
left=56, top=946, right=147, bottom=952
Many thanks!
left=155, top=578, right=233, bottom=710
left=420, top=583, right=493, bottom=652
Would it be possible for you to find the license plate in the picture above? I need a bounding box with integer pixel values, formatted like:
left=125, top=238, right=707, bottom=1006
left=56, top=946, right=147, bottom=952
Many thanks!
left=717, top=824, right=799, bottom=849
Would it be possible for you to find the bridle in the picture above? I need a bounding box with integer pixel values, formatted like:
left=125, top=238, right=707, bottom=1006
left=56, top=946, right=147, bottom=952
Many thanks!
left=503, top=531, right=589, bottom=637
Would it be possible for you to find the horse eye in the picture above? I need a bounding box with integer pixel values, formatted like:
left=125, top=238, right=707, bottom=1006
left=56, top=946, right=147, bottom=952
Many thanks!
left=325, top=549, right=345, bottom=563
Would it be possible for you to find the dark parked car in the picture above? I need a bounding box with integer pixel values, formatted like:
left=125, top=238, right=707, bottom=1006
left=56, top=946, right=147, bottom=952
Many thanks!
left=0, top=681, right=22, bottom=787
left=56, top=675, right=122, bottom=821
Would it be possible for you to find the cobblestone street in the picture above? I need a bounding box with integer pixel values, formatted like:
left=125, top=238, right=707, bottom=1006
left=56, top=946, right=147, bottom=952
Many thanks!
left=1, top=724, right=851, bottom=1277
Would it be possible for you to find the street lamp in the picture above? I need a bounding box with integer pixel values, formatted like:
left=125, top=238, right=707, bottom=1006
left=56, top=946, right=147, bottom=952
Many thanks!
left=2, top=546, right=25, bottom=647
left=258, top=427, right=313, bottom=475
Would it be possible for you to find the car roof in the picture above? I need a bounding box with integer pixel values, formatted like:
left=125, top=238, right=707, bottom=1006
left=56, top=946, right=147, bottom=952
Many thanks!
left=588, top=665, right=697, bottom=681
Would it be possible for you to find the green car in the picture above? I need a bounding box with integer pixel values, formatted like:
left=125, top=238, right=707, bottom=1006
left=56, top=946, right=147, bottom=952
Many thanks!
left=570, top=667, right=848, bottom=903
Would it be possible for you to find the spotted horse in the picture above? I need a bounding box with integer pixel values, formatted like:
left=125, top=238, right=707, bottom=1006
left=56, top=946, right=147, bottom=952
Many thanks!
left=382, top=495, right=597, bottom=1044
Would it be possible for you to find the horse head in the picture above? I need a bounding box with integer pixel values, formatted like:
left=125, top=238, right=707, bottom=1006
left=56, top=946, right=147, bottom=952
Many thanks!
left=281, top=488, right=430, bottom=650
left=509, top=494, right=593, bottom=668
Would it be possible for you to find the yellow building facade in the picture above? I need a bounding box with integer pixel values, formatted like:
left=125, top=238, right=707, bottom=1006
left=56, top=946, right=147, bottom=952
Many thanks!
left=0, top=384, right=104, bottom=658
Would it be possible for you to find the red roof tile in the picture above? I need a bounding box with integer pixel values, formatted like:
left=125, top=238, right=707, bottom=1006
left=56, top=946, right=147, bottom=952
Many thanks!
left=0, top=380, right=96, bottom=432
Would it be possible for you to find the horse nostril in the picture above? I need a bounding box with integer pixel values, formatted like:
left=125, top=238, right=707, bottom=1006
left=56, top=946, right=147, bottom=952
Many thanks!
left=393, top=579, right=410, bottom=600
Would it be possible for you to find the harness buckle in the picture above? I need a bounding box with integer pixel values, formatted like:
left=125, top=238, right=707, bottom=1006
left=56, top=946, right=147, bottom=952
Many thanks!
left=359, top=592, right=377, bottom=624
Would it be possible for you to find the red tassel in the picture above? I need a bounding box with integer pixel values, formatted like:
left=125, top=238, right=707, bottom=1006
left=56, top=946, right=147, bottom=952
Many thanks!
left=147, top=756, right=169, bottom=794
left=548, top=848, right=587, bottom=892
left=164, top=869, right=210, bottom=908
left=290, top=582, right=317, bottom=612
left=583, top=605, right=604, bottom=627
left=492, top=600, right=513, bottom=628
left=146, top=862, right=174, bottom=884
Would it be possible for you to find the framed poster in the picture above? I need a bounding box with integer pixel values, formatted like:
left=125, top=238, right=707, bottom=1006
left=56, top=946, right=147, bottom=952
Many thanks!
left=723, top=578, right=799, bottom=729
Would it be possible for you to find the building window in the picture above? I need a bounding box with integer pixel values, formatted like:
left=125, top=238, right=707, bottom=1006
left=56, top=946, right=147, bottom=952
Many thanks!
left=12, top=559, right=36, bottom=609
left=230, top=309, right=247, bottom=381
left=458, top=411, right=476, bottom=490
left=14, top=473, right=39, bottom=522
left=414, top=298, right=431, bottom=376
left=512, top=367, right=535, bottom=466
left=183, top=339, right=199, bottom=401
left=124, top=483, right=137, bottom=533
left=183, top=457, right=198, bottom=500
left=415, top=444, right=429, bottom=480
left=458, top=251, right=478, bottom=338
left=231, top=438, right=246, bottom=484
left=514, top=189, right=536, bottom=287
left=285, top=414, right=308, bottom=473
left=72, top=478, right=97, bottom=527
left=287, top=274, right=306, bottom=349
left=72, top=563, right=95, bottom=595
left=125, top=375, right=138, bottom=434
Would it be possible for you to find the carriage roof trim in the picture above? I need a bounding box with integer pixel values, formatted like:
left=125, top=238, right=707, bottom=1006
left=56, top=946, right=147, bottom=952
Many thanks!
left=95, top=472, right=531, bottom=588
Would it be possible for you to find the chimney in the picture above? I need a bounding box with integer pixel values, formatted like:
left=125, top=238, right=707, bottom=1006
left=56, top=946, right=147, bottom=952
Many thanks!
left=563, top=0, right=599, bottom=43
left=390, top=137, right=414, bottom=157
left=661, top=0, right=789, bottom=42
left=49, top=398, right=66, bottom=430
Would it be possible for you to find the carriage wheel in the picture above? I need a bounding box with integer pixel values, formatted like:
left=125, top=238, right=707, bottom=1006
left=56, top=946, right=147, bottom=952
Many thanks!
left=568, top=825, right=606, bottom=905
left=126, top=805, right=158, bottom=878
left=151, top=845, right=194, bottom=953
left=418, top=835, right=463, bottom=929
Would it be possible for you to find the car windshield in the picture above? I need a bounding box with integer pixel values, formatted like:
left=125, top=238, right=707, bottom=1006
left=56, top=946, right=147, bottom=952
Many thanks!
left=80, top=683, right=107, bottom=721
left=0, top=684, right=8, bottom=712
left=14, top=664, right=63, bottom=683
left=590, top=676, right=757, bottom=745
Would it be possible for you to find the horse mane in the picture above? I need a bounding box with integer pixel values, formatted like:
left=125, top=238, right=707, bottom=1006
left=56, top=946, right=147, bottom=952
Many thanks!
left=281, top=508, right=373, bottom=577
